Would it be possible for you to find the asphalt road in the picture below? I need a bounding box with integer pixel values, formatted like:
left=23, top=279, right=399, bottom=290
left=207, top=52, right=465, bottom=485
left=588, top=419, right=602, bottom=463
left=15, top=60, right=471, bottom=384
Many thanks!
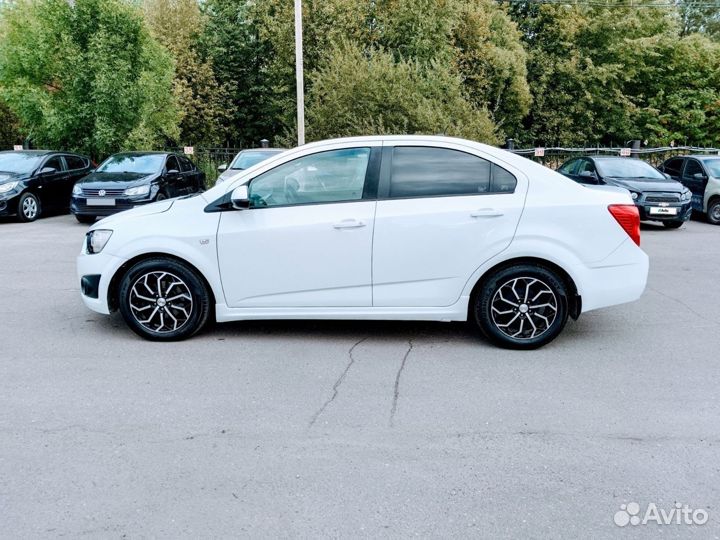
left=1, top=213, right=719, bottom=538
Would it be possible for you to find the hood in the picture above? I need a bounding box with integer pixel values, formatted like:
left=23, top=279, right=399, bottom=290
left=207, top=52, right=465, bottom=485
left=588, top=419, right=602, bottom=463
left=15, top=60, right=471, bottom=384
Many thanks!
left=0, top=171, right=27, bottom=183
left=93, top=199, right=175, bottom=228
left=78, top=171, right=156, bottom=188
left=605, top=177, right=685, bottom=193
left=216, top=168, right=245, bottom=184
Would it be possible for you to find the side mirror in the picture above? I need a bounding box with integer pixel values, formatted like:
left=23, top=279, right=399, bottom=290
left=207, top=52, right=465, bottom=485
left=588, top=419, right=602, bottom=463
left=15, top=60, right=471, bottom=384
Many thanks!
left=167, top=169, right=180, bottom=176
left=693, top=172, right=708, bottom=181
left=218, top=163, right=228, bottom=173
left=231, top=185, right=250, bottom=209
left=39, top=166, right=57, bottom=175
left=578, top=170, right=599, bottom=183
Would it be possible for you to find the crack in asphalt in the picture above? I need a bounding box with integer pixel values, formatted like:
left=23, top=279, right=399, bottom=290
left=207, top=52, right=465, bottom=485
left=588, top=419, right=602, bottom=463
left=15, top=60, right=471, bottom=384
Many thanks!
left=648, top=285, right=720, bottom=326
left=308, top=336, right=370, bottom=427
left=389, top=339, right=414, bottom=428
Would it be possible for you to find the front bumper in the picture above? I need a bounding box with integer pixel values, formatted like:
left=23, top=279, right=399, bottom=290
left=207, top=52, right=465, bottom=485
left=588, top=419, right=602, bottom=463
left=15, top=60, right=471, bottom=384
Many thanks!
left=77, top=249, right=128, bottom=314
left=71, top=194, right=155, bottom=217
left=636, top=200, right=692, bottom=222
left=0, top=192, right=22, bottom=216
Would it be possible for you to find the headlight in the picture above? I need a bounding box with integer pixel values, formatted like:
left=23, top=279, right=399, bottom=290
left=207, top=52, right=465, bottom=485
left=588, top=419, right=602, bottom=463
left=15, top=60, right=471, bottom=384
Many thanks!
left=631, top=192, right=639, bottom=200
left=86, top=229, right=113, bottom=254
left=124, top=185, right=151, bottom=196
left=682, top=190, right=692, bottom=201
left=0, top=181, right=19, bottom=194
left=72, top=183, right=82, bottom=195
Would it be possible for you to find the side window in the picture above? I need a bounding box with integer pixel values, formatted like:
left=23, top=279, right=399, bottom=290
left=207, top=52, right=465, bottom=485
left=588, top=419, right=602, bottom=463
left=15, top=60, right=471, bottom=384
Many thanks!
left=44, top=156, right=63, bottom=172
left=249, top=147, right=370, bottom=208
left=684, top=160, right=704, bottom=179
left=166, top=155, right=180, bottom=172
left=492, top=164, right=518, bottom=193
left=389, top=147, right=492, bottom=198
left=65, top=155, right=86, bottom=170
left=577, top=160, right=596, bottom=174
left=179, top=156, right=193, bottom=172
left=663, top=158, right=684, bottom=176
left=558, top=159, right=578, bottom=175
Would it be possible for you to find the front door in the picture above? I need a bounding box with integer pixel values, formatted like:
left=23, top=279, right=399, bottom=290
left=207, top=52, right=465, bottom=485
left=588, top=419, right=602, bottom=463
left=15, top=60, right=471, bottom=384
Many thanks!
left=682, top=159, right=707, bottom=211
left=38, top=155, right=66, bottom=209
left=217, top=146, right=378, bottom=308
left=372, top=144, right=527, bottom=307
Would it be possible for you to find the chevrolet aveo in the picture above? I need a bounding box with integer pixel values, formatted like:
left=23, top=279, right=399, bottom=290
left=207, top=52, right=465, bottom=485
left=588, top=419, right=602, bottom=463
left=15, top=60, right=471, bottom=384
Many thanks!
left=77, top=136, right=649, bottom=349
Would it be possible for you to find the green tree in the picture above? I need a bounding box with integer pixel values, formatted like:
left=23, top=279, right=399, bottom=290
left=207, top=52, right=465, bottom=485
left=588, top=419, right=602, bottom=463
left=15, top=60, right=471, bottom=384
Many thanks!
left=303, top=42, right=498, bottom=143
left=145, top=0, right=227, bottom=146
left=0, top=0, right=180, bottom=159
left=0, top=99, right=21, bottom=148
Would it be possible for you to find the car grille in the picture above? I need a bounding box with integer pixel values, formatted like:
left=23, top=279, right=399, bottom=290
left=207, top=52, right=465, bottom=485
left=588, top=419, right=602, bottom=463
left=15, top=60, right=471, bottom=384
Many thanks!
left=645, top=194, right=680, bottom=203
left=81, top=188, right=126, bottom=197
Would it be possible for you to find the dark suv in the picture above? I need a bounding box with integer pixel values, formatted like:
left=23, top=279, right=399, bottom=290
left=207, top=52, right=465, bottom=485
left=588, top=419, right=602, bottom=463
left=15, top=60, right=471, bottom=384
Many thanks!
left=659, top=155, right=720, bottom=225
left=0, top=150, right=93, bottom=222
left=71, top=152, right=205, bottom=223
left=558, top=156, right=692, bottom=228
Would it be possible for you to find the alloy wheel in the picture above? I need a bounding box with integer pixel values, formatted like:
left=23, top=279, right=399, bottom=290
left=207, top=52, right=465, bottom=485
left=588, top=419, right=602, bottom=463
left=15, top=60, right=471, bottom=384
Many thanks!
left=129, top=271, right=193, bottom=334
left=22, top=197, right=38, bottom=220
left=711, top=204, right=720, bottom=222
left=490, top=276, right=558, bottom=340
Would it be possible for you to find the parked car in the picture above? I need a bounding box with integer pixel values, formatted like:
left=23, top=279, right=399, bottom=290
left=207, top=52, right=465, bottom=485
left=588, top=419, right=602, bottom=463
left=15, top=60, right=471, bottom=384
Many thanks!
left=659, top=155, right=720, bottom=225
left=558, top=156, right=692, bottom=228
left=77, top=136, right=648, bottom=349
left=0, top=150, right=92, bottom=222
left=216, top=148, right=285, bottom=184
left=71, top=152, right=205, bottom=224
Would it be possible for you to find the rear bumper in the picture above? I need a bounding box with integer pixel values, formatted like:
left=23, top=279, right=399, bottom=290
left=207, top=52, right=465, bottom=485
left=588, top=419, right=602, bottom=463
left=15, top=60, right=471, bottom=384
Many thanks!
left=578, top=239, right=649, bottom=313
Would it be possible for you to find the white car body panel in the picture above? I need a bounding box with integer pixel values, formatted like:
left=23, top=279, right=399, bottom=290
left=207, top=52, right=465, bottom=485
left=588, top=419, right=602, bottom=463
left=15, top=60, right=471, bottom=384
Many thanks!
left=77, top=135, right=648, bottom=329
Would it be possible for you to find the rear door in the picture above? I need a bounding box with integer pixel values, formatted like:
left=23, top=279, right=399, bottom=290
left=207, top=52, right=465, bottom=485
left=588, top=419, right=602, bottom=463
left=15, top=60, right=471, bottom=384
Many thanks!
left=62, top=155, right=89, bottom=203
left=164, top=155, right=183, bottom=196
left=179, top=155, right=202, bottom=193
left=371, top=142, right=527, bottom=307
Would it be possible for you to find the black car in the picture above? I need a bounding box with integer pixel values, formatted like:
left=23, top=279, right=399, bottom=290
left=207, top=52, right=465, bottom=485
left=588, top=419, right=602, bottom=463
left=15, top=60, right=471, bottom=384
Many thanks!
left=0, top=150, right=93, bottom=222
left=71, top=152, right=205, bottom=223
left=558, top=156, right=692, bottom=228
left=659, top=155, right=720, bottom=225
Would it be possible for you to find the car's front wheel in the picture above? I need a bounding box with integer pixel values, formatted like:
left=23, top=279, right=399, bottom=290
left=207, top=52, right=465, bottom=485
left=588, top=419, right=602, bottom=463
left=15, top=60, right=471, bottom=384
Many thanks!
left=17, top=192, right=41, bottom=222
left=75, top=214, right=96, bottom=224
left=118, top=258, right=211, bottom=341
left=662, top=221, right=684, bottom=229
left=474, top=265, right=569, bottom=349
left=708, top=199, right=720, bottom=225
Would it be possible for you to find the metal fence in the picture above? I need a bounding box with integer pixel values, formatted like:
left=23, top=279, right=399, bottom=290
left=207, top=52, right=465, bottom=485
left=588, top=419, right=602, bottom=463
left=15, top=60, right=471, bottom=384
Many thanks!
left=509, top=145, right=720, bottom=170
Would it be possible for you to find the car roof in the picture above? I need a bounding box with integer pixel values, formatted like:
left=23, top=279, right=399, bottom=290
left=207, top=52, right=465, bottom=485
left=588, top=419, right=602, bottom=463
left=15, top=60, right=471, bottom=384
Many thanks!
left=674, top=154, right=720, bottom=161
left=239, top=148, right=285, bottom=153
left=0, top=150, right=55, bottom=156
left=108, top=151, right=169, bottom=157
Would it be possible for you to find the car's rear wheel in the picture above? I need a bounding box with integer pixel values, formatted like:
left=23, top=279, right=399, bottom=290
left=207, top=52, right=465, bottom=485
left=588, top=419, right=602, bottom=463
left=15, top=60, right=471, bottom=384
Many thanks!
left=75, top=214, right=96, bottom=224
left=118, top=258, right=211, bottom=341
left=17, top=192, right=41, bottom=222
left=662, top=221, right=683, bottom=229
left=474, top=265, right=569, bottom=349
left=708, top=199, right=720, bottom=225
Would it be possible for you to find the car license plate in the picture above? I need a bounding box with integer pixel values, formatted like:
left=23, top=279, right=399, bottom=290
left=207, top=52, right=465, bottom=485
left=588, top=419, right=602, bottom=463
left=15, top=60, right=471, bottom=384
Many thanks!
left=649, top=206, right=677, bottom=215
left=86, top=198, right=115, bottom=207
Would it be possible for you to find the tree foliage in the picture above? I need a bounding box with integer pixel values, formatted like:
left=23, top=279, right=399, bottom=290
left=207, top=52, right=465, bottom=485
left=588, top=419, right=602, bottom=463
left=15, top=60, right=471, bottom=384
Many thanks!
left=0, top=0, right=179, bottom=158
left=0, top=99, right=21, bottom=148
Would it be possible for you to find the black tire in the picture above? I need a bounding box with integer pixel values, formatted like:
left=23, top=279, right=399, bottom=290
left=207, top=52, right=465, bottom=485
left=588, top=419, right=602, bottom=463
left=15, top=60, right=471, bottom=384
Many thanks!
left=155, top=191, right=167, bottom=202
left=708, top=199, right=720, bottom=225
left=474, top=264, right=569, bottom=350
left=75, top=214, right=96, bottom=224
left=118, top=258, right=211, bottom=341
left=17, top=192, right=41, bottom=222
left=662, top=221, right=684, bottom=229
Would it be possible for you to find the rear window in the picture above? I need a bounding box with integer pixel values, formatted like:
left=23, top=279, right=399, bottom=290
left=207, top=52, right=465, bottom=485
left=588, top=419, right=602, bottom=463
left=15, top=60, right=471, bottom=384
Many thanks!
left=389, top=147, right=515, bottom=198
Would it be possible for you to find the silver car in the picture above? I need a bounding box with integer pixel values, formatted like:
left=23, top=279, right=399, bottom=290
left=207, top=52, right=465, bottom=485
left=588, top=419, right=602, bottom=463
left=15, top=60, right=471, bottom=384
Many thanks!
left=216, top=148, right=285, bottom=185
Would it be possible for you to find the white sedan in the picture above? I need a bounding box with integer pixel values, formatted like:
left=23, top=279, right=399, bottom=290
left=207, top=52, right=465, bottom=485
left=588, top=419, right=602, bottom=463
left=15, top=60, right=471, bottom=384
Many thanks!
left=77, top=136, right=648, bottom=349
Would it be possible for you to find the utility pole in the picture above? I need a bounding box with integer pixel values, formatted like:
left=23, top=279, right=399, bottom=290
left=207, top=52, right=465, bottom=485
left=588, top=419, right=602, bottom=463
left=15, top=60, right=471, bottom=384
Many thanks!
left=294, top=0, right=305, bottom=146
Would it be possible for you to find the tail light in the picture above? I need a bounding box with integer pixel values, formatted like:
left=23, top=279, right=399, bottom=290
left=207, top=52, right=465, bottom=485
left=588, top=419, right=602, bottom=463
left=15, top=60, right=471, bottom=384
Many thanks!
left=608, top=204, right=641, bottom=246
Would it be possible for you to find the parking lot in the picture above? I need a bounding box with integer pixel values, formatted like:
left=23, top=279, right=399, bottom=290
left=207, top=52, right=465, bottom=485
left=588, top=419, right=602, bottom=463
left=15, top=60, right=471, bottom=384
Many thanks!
left=1, top=214, right=719, bottom=537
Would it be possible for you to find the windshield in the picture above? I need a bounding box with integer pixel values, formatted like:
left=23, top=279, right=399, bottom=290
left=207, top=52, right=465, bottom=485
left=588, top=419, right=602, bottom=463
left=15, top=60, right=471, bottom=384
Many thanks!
left=0, top=153, right=43, bottom=174
left=230, top=151, right=281, bottom=170
left=595, top=159, right=665, bottom=180
left=97, top=154, right=164, bottom=175
left=703, top=159, right=720, bottom=177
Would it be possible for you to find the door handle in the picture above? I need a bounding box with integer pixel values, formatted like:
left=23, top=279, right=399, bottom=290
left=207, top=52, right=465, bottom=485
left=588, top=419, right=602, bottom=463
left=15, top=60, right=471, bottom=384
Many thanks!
left=470, top=208, right=504, bottom=218
left=333, top=219, right=366, bottom=229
